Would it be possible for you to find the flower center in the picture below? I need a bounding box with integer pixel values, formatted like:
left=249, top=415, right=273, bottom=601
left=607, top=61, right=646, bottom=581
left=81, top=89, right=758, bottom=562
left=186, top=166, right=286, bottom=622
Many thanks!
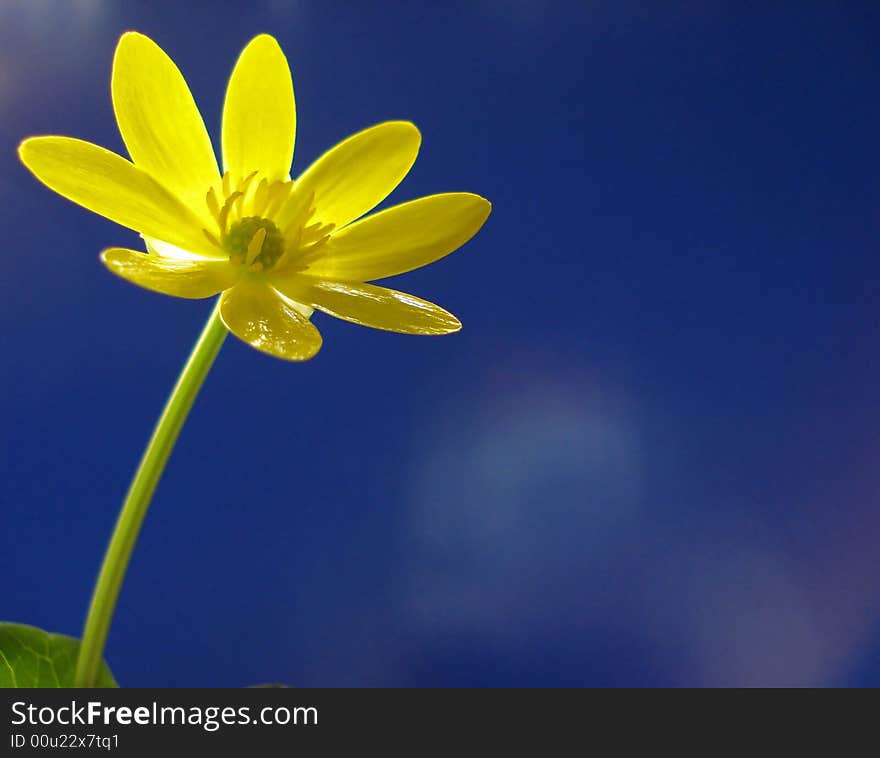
left=223, top=216, right=285, bottom=272
left=203, top=171, right=336, bottom=274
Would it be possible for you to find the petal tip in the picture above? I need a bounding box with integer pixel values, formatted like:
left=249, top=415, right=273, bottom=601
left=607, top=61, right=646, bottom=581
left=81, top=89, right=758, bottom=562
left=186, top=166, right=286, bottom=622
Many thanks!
left=16, top=138, right=32, bottom=162
left=112, top=33, right=163, bottom=95
left=237, top=33, right=286, bottom=65
left=458, top=192, right=492, bottom=228
left=379, top=120, right=421, bottom=146
left=399, top=120, right=422, bottom=143
left=220, top=286, right=323, bottom=362
left=473, top=194, right=492, bottom=218
left=445, top=309, right=463, bottom=332
left=113, top=32, right=165, bottom=78
left=116, top=30, right=153, bottom=50
left=17, top=136, right=50, bottom=170
left=248, top=33, right=281, bottom=48
left=99, top=246, right=123, bottom=265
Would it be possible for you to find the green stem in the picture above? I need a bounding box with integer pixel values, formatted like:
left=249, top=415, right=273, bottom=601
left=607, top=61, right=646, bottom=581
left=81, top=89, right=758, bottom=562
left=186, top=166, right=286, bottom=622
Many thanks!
left=74, top=299, right=228, bottom=687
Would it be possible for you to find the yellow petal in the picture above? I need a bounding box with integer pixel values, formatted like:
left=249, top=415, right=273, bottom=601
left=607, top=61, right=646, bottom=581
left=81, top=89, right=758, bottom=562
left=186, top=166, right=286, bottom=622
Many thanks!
left=274, top=275, right=461, bottom=335
left=143, top=236, right=216, bottom=262
left=222, top=34, right=295, bottom=184
left=19, top=137, right=220, bottom=258
left=292, top=121, right=420, bottom=231
left=112, top=32, right=219, bottom=218
left=101, top=248, right=235, bottom=298
left=305, top=193, right=491, bottom=281
left=219, top=284, right=322, bottom=361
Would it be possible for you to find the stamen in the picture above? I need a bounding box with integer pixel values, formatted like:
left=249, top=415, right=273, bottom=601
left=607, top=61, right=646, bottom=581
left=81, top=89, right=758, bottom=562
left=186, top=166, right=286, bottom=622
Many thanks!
left=252, top=178, right=270, bottom=216
left=245, top=227, right=267, bottom=266
left=297, top=232, right=334, bottom=267
left=300, top=220, right=335, bottom=246
left=233, top=192, right=245, bottom=219
left=276, top=189, right=314, bottom=232
left=264, top=181, right=293, bottom=218
left=223, top=216, right=285, bottom=271
left=217, top=191, right=243, bottom=234
left=203, top=228, right=221, bottom=248
left=206, top=187, right=221, bottom=221
left=281, top=196, right=316, bottom=240
left=273, top=248, right=292, bottom=271
left=238, top=170, right=259, bottom=196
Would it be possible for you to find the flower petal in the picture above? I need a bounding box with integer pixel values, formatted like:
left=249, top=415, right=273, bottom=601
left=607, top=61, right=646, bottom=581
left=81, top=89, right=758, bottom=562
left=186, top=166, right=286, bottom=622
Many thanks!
left=305, top=193, right=491, bottom=281
left=101, top=248, right=235, bottom=299
left=112, top=32, right=219, bottom=218
left=19, top=137, right=220, bottom=257
left=292, top=121, right=420, bottom=231
left=274, top=275, right=461, bottom=335
left=221, top=34, right=295, bottom=184
left=220, top=284, right=322, bottom=361
left=143, top=236, right=216, bottom=262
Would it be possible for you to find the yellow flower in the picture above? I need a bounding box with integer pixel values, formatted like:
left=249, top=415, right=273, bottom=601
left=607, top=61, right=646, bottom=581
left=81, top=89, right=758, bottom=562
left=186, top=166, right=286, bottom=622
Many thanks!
left=19, top=33, right=490, bottom=361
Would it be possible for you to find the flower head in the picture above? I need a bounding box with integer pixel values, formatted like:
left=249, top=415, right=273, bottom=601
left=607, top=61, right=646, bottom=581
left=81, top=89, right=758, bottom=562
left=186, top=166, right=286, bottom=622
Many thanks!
left=19, top=33, right=490, bottom=360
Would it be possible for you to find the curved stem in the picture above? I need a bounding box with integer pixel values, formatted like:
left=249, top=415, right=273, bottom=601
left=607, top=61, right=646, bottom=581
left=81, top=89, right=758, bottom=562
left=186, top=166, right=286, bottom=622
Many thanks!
left=75, top=299, right=228, bottom=687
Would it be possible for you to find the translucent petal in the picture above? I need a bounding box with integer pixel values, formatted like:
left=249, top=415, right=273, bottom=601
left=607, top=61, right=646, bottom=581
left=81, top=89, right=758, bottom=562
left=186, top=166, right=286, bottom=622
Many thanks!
left=221, top=34, right=295, bottom=184
left=101, top=248, right=235, bottom=299
left=219, top=284, right=322, bottom=361
left=19, top=137, right=220, bottom=258
left=306, top=193, right=491, bottom=281
left=292, top=121, right=420, bottom=231
left=112, top=32, right=219, bottom=219
left=143, top=236, right=217, bottom=262
left=274, top=275, right=461, bottom=335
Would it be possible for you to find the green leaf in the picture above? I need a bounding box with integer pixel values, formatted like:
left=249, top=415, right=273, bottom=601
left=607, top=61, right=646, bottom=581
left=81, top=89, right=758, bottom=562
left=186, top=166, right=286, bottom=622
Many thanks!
left=0, top=623, right=118, bottom=688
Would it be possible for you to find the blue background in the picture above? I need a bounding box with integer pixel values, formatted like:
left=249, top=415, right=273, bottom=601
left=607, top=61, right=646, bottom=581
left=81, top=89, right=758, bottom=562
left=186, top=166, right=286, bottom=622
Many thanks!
left=2, top=0, right=880, bottom=687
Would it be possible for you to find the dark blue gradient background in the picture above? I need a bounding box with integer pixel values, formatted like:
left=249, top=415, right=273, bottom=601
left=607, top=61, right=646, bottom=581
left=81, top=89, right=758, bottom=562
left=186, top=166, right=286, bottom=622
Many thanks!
left=3, top=1, right=880, bottom=687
